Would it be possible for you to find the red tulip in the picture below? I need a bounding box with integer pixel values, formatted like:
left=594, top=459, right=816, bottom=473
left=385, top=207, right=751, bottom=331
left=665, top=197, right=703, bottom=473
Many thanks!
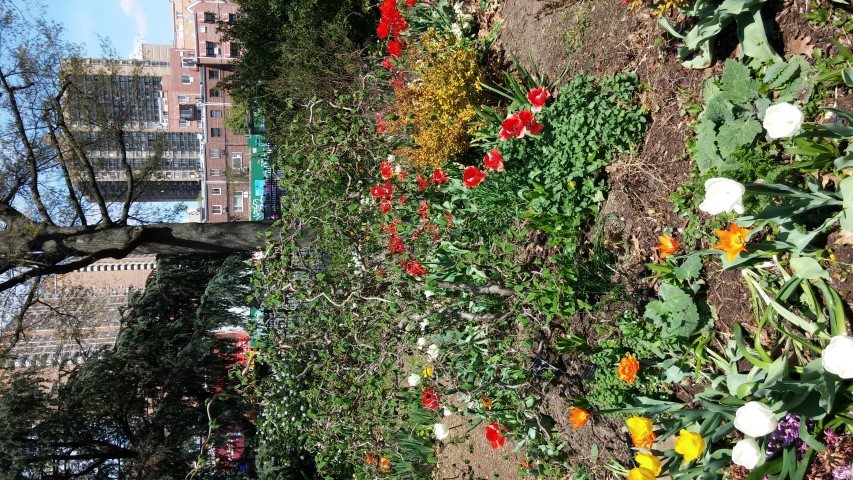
left=432, top=168, right=449, bottom=184
left=498, top=113, right=523, bottom=141
left=387, top=40, right=403, bottom=58
left=518, top=110, right=543, bottom=136
left=485, top=422, right=508, bottom=449
left=527, top=86, right=550, bottom=113
left=417, top=174, right=428, bottom=192
left=483, top=148, right=504, bottom=172
left=422, top=388, right=440, bottom=409
left=462, top=166, right=486, bottom=188
left=380, top=161, right=393, bottom=180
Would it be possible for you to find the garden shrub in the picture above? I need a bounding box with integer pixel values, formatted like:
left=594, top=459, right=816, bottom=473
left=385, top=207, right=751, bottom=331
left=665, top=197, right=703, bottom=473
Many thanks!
left=388, top=28, right=485, bottom=169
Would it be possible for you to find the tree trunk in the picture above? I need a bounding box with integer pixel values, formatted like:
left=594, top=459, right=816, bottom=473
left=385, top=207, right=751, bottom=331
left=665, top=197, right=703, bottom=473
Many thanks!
left=14, top=221, right=277, bottom=258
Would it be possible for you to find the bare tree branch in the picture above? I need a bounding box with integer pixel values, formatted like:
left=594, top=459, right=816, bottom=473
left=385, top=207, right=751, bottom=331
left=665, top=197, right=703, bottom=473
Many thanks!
left=44, top=113, right=87, bottom=226
left=50, top=86, right=113, bottom=225
left=0, top=67, right=54, bottom=226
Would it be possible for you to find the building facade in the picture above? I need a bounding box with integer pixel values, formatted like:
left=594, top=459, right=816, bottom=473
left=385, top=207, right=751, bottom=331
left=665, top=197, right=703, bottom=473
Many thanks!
left=66, top=1, right=255, bottom=213
left=1, top=255, right=157, bottom=369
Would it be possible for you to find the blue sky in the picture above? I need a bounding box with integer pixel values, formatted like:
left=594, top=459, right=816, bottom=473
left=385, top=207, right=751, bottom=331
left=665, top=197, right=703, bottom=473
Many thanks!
left=47, top=0, right=175, bottom=57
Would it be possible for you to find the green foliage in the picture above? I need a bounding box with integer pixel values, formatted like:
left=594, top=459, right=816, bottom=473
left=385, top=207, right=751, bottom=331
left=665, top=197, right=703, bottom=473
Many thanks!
left=659, top=0, right=779, bottom=69
left=220, top=0, right=376, bottom=116
left=0, top=255, right=254, bottom=479
left=498, top=72, right=647, bottom=247
left=643, top=283, right=702, bottom=342
left=692, top=57, right=814, bottom=174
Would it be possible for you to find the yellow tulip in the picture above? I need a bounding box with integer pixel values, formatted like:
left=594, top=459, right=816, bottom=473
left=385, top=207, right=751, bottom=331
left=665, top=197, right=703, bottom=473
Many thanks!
left=627, top=467, right=656, bottom=480
left=634, top=452, right=661, bottom=476
left=674, top=429, right=705, bottom=462
left=626, top=417, right=655, bottom=448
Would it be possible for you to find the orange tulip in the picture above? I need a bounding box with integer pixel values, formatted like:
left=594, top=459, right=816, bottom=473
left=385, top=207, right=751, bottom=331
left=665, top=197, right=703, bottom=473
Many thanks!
left=568, top=407, right=590, bottom=430
left=618, top=354, right=640, bottom=384
left=713, top=223, right=750, bottom=262
left=655, top=235, right=678, bottom=258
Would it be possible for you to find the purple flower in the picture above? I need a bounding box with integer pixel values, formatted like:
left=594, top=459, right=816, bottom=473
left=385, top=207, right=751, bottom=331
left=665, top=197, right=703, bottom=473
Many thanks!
left=765, top=413, right=812, bottom=459
left=824, top=428, right=844, bottom=448
left=833, top=464, right=853, bottom=480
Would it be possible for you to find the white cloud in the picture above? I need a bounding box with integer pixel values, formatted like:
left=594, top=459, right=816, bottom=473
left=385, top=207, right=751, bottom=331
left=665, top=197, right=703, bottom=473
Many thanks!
left=118, top=0, right=148, bottom=58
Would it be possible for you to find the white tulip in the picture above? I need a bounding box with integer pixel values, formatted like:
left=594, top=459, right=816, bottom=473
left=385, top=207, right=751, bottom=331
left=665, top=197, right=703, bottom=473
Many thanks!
left=426, top=344, right=439, bottom=362
left=822, top=335, right=853, bottom=379
left=763, top=102, right=804, bottom=139
left=698, top=178, right=746, bottom=215
left=443, top=406, right=452, bottom=417
left=420, top=319, right=429, bottom=331
left=732, top=437, right=762, bottom=469
left=407, top=373, right=421, bottom=387
left=734, top=402, right=777, bottom=437
left=416, top=337, right=426, bottom=350
left=434, top=423, right=449, bottom=440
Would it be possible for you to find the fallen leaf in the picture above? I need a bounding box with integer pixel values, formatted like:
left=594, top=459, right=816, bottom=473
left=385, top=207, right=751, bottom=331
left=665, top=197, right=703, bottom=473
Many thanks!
left=834, top=230, right=853, bottom=246
left=821, top=173, right=841, bottom=189
left=789, top=36, right=814, bottom=58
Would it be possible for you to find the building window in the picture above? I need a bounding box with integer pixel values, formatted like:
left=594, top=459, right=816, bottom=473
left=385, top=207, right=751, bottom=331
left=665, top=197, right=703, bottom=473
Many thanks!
left=181, top=74, right=192, bottom=84
left=231, top=152, right=243, bottom=169
left=233, top=192, right=244, bottom=212
left=178, top=95, right=188, bottom=104
left=211, top=169, right=223, bottom=177
left=208, top=69, right=220, bottom=80
left=205, top=42, right=216, bottom=57
left=209, top=89, right=220, bottom=98
left=210, top=110, right=222, bottom=118
left=179, top=119, right=188, bottom=128
left=179, top=105, right=195, bottom=120
left=199, top=25, right=207, bottom=33
left=181, top=58, right=196, bottom=68
left=228, top=13, right=237, bottom=23
left=212, top=205, right=223, bottom=215
left=211, top=188, right=222, bottom=195
left=209, top=148, right=221, bottom=158
left=176, top=11, right=183, bottom=19
left=210, top=128, right=222, bottom=137
left=230, top=42, right=241, bottom=57
left=204, top=11, right=215, bottom=22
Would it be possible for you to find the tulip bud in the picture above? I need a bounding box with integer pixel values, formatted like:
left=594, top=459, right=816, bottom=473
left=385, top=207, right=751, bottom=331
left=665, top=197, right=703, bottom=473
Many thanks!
left=734, top=402, right=777, bottom=437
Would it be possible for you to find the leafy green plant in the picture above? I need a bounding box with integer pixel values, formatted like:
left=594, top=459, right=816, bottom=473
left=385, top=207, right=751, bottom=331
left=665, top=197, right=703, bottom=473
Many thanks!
left=692, top=57, right=814, bottom=174
left=495, top=72, right=646, bottom=247
left=659, top=0, right=780, bottom=69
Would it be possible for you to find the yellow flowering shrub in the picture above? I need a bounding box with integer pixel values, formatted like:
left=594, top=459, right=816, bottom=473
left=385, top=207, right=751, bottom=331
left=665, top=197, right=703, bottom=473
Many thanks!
left=388, top=29, right=484, bottom=169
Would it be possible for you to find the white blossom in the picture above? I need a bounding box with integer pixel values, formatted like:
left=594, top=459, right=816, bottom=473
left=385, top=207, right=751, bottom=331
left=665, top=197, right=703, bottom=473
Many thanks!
left=698, top=178, right=746, bottom=215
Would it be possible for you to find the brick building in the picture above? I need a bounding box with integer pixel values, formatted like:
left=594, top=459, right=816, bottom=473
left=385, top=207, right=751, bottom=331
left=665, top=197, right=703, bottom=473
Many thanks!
left=1, top=255, right=157, bottom=369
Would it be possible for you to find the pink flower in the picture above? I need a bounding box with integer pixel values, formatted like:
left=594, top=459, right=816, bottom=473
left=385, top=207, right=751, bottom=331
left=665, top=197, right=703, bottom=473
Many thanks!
left=462, top=166, right=487, bottom=187
left=527, top=86, right=550, bottom=113
left=483, top=148, right=504, bottom=172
